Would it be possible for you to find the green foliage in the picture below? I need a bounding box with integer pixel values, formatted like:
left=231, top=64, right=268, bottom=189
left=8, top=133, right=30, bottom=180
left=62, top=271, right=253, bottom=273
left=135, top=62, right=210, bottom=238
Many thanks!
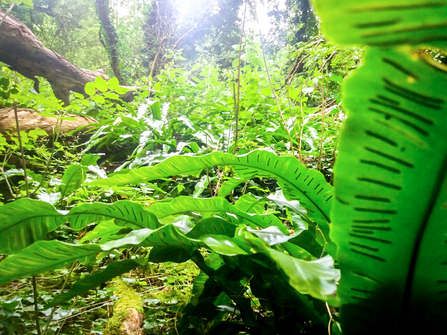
left=8, top=0, right=442, bottom=333
left=313, top=0, right=447, bottom=333
left=0, top=147, right=339, bottom=333
left=0, top=198, right=63, bottom=254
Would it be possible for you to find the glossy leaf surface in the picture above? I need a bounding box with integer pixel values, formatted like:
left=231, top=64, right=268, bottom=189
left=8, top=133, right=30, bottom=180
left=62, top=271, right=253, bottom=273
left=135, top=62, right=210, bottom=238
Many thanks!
left=332, top=48, right=447, bottom=333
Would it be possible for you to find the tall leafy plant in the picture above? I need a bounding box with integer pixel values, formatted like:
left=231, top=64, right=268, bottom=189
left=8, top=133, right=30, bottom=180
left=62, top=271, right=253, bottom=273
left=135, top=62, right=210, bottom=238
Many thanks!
left=313, top=0, right=447, bottom=333
left=0, top=150, right=339, bottom=333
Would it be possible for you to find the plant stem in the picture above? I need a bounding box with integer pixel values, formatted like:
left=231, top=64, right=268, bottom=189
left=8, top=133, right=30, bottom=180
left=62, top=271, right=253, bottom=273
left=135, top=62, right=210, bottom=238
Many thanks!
left=317, top=70, right=327, bottom=172
left=233, top=0, right=248, bottom=154
left=298, top=93, right=305, bottom=162
left=32, top=276, right=42, bottom=335
left=255, top=4, right=295, bottom=156
left=0, top=3, right=15, bottom=28
left=31, top=117, right=61, bottom=196
left=43, top=263, right=77, bottom=335
left=13, top=101, right=29, bottom=197
left=14, top=101, right=41, bottom=334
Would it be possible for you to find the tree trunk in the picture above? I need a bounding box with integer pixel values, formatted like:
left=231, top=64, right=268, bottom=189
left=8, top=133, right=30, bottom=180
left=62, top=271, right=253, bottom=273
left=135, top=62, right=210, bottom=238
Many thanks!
left=95, top=0, right=126, bottom=85
left=0, top=10, right=109, bottom=105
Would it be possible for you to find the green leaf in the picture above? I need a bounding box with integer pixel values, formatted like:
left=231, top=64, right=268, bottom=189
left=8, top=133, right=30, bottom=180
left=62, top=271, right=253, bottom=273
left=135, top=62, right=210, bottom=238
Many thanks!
left=223, top=227, right=339, bottom=302
left=46, top=258, right=147, bottom=307
left=104, top=92, right=119, bottom=100
left=90, top=151, right=333, bottom=240
left=67, top=201, right=160, bottom=231
left=263, top=251, right=339, bottom=303
left=84, top=82, right=96, bottom=96
left=186, top=218, right=237, bottom=239
left=261, top=87, right=272, bottom=97
left=60, top=164, right=85, bottom=198
left=149, top=246, right=196, bottom=263
left=101, top=225, right=204, bottom=250
left=234, top=194, right=265, bottom=213
left=150, top=101, right=162, bottom=120
left=314, top=0, right=447, bottom=50
left=108, top=77, right=120, bottom=90
left=91, top=95, right=105, bottom=104
left=218, top=177, right=251, bottom=197
left=80, top=154, right=100, bottom=166
left=147, top=196, right=289, bottom=234
left=95, top=76, right=108, bottom=93
left=79, top=220, right=123, bottom=244
left=0, top=199, right=64, bottom=254
left=0, top=241, right=100, bottom=284
left=114, top=86, right=129, bottom=94
left=204, top=235, right=250, bottom=256
left=332, top=48, right=447, bottom=332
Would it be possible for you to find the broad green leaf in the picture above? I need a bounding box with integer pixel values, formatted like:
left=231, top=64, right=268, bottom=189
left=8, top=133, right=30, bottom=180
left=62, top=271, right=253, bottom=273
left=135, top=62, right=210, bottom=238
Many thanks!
left=46, top=259, right=147, bottom=307
left=79, top=220, right=123, bottom=244
left=218, top=176, right=252, bottom=197
left=114, top=86, right=129, bottom=94
left=314, top=0, right=447, bottom=50
left=147, top=196, right=289, bottom=234
left=150, top=101, right=162, bottom=120
left=95, top=76, right=108, bottom=93
left=84, top=82, right=96, bottom=96
left=149, top=245, right=196, bottom=263
left=99, top=226, right=204, bottom=251
left=80, top=154, right=100, bottom=166
left=246, top=226, right=296, bottom=246
left=332, top=48, right=447, bottom=332
left=231, top=227, right=339, bottom=302
left=108, top=77, right=120, bottom=90
left=91, top=95, right=105, bottom=104
left=186, top=218, right=236, bottom=239
left=0, top=241, right=100, bottom=284
left=67, top=201, right=160, bottom=231
left=288, top=230, right=324, bottom=258
left=90, top=151, right=333, bottom=239
left=234, top=194, right=265, bottom=213
left=192, top=175, right=208, bottom=198
left=204, top=235, right=250, bottom=256
left=104, top=92, right=119, bottom=100
left=60, top=164, right=85, bottom=198
left=0, top=199, right=64, bottom=254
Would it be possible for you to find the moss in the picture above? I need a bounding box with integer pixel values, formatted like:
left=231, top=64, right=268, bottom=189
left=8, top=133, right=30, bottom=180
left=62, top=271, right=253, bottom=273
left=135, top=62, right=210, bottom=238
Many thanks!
left=103, top=280, right=144, bottom=335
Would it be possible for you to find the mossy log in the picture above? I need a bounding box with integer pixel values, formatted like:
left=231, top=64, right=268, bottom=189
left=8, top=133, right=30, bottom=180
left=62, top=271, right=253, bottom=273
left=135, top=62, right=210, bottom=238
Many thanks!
left=103, top=281, right=144, bottom=335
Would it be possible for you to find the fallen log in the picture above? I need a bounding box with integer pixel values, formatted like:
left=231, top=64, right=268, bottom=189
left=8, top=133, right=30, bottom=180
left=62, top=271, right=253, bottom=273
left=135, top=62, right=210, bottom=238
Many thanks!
left=0, top=107, right=97, bottom=135
left=0, top=10, right=118, bottom=105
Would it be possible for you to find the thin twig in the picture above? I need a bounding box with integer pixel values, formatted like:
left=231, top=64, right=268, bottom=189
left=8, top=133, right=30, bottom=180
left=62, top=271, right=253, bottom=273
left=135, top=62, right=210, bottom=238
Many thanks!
left=31, top=117, right=62, bottom=196
left=14, top=101, right=40, bottom=334
left=298, top=93, right=306, bottom=162
left=13, top=101, right=29, bottom=196
left=149, top=37, right=165, bottom=80
left=255, top=4, right=295, bottom=156
left=32, top=276, right=42, bottom=335
left=233, top=0, right=248, bottom=154
left=172, top=22, right=198, bottom=49
left=317, top=70, right=327, bottom=171
left=319, top=50, right=338, bottom=73
left=0, top=3, right=15, bottom=29
left=43, top=263, right=77, bottom=335
left=287, top=95, right=302, bottom=160
left=0, top=164, right=15, bottom=199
